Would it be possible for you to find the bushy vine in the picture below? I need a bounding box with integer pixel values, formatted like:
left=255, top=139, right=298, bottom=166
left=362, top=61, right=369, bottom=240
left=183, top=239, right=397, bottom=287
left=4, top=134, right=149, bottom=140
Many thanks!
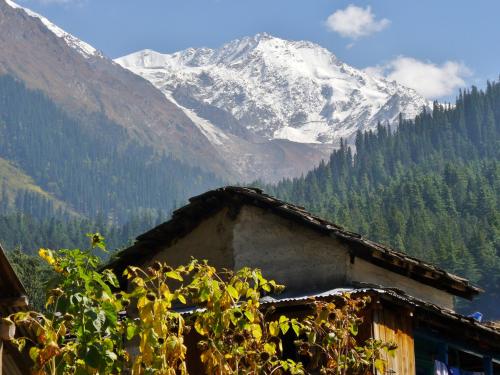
left=4, top=235, right=395, bottom=374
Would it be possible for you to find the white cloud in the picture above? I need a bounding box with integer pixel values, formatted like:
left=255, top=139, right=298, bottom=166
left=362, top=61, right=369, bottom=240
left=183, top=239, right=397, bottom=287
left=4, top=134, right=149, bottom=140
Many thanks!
left=365, top=57, right=472, bottom=99
left=326, top=5, right=390, bottom=39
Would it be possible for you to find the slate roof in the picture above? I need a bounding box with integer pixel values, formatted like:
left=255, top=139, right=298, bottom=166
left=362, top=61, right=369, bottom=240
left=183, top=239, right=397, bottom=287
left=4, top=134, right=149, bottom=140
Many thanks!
left=108, top=186, right=482, bottom=300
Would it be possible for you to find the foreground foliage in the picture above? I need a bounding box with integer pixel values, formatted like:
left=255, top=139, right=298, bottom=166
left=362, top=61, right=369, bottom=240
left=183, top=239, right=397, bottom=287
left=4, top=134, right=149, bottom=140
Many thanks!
left=4, top=236, right=394, bottom=374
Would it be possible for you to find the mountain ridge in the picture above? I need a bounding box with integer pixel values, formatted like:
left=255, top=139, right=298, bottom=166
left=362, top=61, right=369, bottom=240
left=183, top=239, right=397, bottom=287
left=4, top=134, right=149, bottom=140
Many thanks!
left=117, top=33, right=430, bottom=146
left=5, top=0, right=103, bottom=59
left=0, top=0, right=232, bottom=178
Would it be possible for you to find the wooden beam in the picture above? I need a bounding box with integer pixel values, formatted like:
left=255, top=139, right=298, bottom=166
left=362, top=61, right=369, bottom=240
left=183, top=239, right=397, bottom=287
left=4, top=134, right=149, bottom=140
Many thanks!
left=0, top=295, right=28, bottom=308
left=0, top=337, right=3, bottom=375
left=0, top=321, right=15, bottom=341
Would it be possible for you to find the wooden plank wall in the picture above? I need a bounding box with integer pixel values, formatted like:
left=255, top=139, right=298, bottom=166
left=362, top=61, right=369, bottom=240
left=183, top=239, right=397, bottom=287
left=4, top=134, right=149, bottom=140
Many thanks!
left=2, top=352, right=23, bottom=375
left=1, top=343, right=25, bottom=375
left=373, top=307, right=416, bottom=374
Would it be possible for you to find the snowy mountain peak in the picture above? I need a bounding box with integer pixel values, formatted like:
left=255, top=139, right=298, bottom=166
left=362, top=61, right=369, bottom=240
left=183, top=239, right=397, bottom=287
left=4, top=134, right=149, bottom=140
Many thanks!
left=117, top=34, right=429, bottom=145
left=4, top=0, right=103, bottom=59
left=122, top=33, right=337, bottom=71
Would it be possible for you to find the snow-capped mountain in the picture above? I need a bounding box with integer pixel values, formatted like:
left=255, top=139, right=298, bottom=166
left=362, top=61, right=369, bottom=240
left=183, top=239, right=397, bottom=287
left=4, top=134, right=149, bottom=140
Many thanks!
left=5, top=0, right=102, bottom=59
left=117, top=33, right=430, bottom=146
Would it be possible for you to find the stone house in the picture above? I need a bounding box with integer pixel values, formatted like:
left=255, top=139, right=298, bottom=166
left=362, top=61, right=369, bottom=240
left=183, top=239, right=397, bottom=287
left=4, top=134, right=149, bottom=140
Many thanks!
left=110, top=186, right=500, bottom=374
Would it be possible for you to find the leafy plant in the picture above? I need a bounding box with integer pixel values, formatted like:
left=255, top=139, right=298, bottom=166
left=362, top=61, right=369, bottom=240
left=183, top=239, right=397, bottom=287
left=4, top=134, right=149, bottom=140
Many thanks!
left=7, top=236, right=395, bottom=374
left=186, top=263, right=303, bottom=375
left=7, top=234, right=129, bottom=374
left=123, top=262, right=193, bottom=374
left=297, top=297, right=397, bottom=374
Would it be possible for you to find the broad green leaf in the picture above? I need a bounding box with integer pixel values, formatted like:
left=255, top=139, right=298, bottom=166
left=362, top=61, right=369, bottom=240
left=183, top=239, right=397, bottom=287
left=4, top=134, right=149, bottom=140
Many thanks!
left=86, top=344, right=102, bottom=369
left=349, top=323, right=358, bottom=336
left=126, top=324, right=137, bottom=340
left=102, top=301, right=118, bottom=326
left=244, top=310, right=254, bottom=322
left=166, top=271, right=183, bottom=281
left=102, top=269, right=119, bottom=288
left=227, top=285, right=239, bottom=300
left=29, top=347, right=39, bottom=362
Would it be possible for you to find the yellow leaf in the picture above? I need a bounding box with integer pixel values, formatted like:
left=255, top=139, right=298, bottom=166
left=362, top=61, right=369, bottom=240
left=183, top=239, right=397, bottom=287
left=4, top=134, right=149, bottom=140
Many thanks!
left=262, top=283, right=271, bottom=292
left=375, top=358, right=386, bottom=373
left=200, top=352, right=208, bottom=363
left=291, top=320, right=300, bottom=336
left=194, top=319, right=207, bottom=336
left=251, top=324, right=262, bottom=341
left=264, top=343, right=276, bottom=355
left=166, top=271, right=183, bottom=281
left=279, top=315, right=288, bottom=324
left=269, top=321, right=279, bottom=337
left=137, top=296, right=148, bottom=309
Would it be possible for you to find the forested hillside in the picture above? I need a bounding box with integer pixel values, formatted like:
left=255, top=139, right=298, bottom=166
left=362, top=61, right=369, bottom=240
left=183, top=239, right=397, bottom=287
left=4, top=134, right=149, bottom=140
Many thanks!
left=0, top=211, right=167, bottom=253
left=265, top=82, right=500, bottom=317
left=0, top=74, right=223, bottom=221
left=2, top=210, right=171, bottom=311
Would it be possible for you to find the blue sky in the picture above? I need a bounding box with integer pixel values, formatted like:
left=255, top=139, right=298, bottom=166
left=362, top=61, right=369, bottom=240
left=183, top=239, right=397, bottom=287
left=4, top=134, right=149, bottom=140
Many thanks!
left=17, top=0, right=500, bottom=101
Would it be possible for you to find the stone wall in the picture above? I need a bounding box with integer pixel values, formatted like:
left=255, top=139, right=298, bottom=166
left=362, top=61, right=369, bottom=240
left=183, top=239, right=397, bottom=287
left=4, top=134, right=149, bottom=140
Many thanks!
left=148, top=207, right=236, bottom=271
left=348, top=258, right=455, bottom=309
left=232, top=206, right=349, bottom=294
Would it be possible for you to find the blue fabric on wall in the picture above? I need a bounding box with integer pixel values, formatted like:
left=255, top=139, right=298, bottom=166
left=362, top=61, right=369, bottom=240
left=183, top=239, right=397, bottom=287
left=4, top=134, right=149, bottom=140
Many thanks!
left=435, top=360, right=450, bottom=374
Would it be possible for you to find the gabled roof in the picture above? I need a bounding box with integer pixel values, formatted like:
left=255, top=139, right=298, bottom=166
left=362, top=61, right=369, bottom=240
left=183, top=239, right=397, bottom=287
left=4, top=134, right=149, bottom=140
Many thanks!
left=109, top=186, right=482, bottom=300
